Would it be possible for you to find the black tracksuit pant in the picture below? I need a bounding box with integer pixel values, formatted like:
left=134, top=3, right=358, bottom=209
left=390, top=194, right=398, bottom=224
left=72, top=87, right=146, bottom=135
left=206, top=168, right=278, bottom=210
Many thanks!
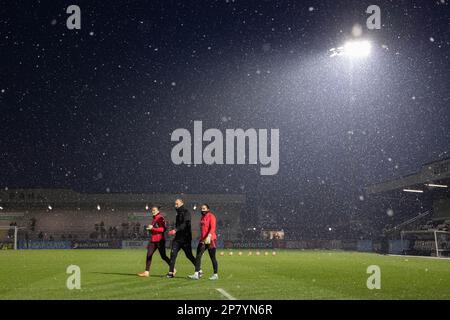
left=169, top=239, right=196, bottom=273
left=195, top=242, right=218, bottom=274
left=146, top=239, right=171, bottom=271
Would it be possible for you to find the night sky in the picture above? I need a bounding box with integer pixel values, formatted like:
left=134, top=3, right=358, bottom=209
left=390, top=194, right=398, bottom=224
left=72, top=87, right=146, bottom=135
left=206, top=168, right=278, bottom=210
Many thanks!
left=1, top=1, right=450, bottom=224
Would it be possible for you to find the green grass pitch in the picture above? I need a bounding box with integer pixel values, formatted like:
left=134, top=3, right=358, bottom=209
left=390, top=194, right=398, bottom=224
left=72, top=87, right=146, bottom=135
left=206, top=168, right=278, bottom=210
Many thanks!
left=0, top=249, right=449, bottom=299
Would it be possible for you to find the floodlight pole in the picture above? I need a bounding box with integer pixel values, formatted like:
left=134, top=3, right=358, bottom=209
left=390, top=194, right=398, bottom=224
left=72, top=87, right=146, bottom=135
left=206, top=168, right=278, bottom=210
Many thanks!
left=346, top=61, right=358, bottom=221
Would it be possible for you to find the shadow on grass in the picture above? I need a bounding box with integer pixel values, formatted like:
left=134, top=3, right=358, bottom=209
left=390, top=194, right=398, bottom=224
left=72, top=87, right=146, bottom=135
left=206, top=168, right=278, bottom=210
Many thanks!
left=91, top=272, right=170, bottom=279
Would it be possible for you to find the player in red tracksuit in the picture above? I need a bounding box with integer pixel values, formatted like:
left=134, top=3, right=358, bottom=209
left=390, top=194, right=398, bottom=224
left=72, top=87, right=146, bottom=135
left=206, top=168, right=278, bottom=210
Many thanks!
left=137, top=206, right=171, bottom=277
left=188, top=204, right=219, bottom=280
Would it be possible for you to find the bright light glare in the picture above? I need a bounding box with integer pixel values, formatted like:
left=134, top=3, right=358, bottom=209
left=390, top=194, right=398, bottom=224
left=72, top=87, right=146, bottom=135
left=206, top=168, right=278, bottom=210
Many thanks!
left=343, top=40, right=372, bottom=58
left=403, top=188, right=424, bottom=194
left=425, top=183, right=448, bottom=188
left=330, top=40, right=372, bottom=58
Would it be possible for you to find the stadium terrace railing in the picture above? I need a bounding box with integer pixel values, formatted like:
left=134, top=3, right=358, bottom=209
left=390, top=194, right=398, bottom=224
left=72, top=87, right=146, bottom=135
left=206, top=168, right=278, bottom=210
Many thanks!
left=386, top=210, right=431, bottom=233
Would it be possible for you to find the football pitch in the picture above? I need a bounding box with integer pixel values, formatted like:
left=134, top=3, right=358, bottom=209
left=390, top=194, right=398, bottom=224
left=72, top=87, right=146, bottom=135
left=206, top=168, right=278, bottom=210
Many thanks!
left=0, top=249, right=449, bottom=300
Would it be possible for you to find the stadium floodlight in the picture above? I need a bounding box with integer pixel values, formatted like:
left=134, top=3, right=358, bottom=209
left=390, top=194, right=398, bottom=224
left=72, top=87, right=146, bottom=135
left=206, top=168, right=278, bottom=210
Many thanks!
left=329, top=40, right=372, bottom=58
left=425, top=183, right=448, bottom=188
left=403, top=188, right=424, bottom=193
left=343, top=40, right=371, bottom=58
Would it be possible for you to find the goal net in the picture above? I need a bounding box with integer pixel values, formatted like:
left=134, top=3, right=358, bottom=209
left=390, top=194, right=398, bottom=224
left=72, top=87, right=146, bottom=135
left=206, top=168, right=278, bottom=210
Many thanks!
left=0, top=226, right=19, bottom=250
left=401, top=230, right=450, bottom=257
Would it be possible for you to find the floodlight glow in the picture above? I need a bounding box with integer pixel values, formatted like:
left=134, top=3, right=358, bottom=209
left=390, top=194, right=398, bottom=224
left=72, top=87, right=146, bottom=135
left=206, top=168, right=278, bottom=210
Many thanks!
left=425, top=183, right=448, bottom=188
left=343, top=40, right=372, bottom=58
left=403, top=188, right=424, bottom=193
left=330, top=40, right=372, bottom=58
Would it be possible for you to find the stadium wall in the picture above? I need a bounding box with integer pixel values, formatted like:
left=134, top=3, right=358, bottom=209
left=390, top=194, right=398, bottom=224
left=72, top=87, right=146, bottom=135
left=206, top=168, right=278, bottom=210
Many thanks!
left=0, top=188, right=246, bottom=241
left=6, top=238, right=419, bottom=255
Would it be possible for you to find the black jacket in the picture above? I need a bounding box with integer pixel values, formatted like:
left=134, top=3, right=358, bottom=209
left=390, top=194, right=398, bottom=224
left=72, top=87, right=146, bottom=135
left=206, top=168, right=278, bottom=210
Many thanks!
left=174, top=205, right=192, bottom=242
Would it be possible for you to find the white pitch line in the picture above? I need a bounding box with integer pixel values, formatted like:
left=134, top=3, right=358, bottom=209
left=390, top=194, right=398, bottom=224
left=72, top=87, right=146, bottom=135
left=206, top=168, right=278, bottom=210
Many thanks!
left=216, top=288, right=237, bottom=300
left=388, top=254, right=450, bottom=260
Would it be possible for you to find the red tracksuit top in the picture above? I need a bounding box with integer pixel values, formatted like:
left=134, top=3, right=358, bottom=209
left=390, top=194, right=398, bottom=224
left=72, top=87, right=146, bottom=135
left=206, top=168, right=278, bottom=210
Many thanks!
left=200, top=211, right=217, bottom=242
left=150, top=213, right=166, bottom=243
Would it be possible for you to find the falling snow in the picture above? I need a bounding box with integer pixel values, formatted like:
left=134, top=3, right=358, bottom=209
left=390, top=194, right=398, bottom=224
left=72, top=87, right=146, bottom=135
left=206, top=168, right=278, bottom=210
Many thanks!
left=0, top=1, right=448, bottom=243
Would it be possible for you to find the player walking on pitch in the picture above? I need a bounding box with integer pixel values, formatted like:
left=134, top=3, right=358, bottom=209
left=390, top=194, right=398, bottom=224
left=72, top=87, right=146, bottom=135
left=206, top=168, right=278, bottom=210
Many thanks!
left=189, top=204, right=219, bottom=280
left=137, top=206, right=171, bottom=277
left=166, top=198, right=198, bottom=278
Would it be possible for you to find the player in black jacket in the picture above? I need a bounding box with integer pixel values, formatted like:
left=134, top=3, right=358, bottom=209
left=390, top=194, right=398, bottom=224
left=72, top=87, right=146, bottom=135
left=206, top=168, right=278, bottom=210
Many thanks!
left=166, top=198, right=198, bottom=278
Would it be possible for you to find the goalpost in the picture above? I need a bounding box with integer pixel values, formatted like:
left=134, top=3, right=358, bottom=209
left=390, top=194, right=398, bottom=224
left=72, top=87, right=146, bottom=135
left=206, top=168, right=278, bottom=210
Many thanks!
left=0, top=226, right=20, bottom=250
left=401, top=230, right=450, bottom=257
